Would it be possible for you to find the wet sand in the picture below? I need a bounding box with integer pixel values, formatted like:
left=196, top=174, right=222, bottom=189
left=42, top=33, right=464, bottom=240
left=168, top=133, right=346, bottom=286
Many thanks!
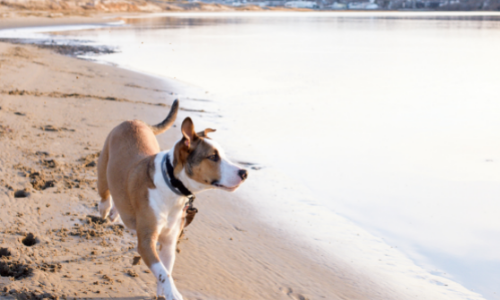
left=0, top=19, right=390, bottom=300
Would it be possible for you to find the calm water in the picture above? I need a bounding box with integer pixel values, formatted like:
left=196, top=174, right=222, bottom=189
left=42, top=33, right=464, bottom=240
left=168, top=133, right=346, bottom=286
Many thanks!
left=4, top=12, right=500, bottom=299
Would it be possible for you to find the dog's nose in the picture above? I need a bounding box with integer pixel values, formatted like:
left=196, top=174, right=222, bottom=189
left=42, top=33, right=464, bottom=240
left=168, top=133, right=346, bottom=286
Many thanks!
left=238, top=169, right=248, bottom=180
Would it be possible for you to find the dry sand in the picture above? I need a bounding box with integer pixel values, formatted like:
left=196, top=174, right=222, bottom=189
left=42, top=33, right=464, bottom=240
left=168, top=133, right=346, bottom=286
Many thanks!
left=0, top=19, right=389, bottom=300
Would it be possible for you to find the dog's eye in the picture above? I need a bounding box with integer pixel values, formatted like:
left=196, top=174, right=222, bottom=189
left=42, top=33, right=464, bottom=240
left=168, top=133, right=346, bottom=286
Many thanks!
left=207, top=153, right=219, bottom=162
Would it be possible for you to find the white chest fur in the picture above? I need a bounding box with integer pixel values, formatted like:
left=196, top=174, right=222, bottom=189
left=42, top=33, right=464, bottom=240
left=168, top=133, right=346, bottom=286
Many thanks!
left=148, top=151, right=187, bottom=234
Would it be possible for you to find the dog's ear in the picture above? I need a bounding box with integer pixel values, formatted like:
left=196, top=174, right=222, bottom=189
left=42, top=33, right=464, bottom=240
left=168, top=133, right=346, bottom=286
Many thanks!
left=181, top=117, right=197, bottom=147
left=197, top=128, right=216, bottom=138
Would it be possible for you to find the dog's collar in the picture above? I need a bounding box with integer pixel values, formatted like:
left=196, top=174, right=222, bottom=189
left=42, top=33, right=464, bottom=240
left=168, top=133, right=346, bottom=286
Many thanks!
left=161, top=153, right=195, bottom=204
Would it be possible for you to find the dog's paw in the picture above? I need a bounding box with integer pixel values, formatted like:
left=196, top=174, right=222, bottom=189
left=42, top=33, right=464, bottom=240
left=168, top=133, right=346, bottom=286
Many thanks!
left=98, top=197, right=112, bottom=219
left=157, top=279, right=183, bottom=300
left=170, top=285, right=183, bottom=300
left=109, top=205, right=119, bottom=222
left=163, top=291, right=183, bottom=300
left=158, top=289, right=183, bottom=300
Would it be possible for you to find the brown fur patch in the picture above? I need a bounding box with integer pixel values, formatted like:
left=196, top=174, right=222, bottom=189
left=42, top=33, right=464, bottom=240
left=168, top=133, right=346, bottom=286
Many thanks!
left=189, top=157, right=221, bottom=185
left=174, top=136, right=221, bottom=185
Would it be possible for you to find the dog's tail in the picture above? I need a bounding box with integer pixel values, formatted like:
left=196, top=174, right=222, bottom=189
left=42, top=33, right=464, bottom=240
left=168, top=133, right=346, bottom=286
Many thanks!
left=150, top=99, right=179, bottom=135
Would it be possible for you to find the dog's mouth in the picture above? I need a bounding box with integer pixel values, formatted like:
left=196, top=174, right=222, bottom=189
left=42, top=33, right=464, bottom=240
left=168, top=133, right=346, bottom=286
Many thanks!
left=212, top=181, right=241, bottom=192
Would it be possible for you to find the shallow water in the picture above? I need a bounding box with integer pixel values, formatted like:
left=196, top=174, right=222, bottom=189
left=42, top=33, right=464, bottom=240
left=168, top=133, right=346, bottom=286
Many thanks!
left=3, top=12, right=500, bottom=299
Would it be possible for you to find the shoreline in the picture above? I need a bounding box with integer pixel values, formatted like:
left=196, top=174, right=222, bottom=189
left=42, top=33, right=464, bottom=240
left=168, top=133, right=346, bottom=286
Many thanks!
left=0, top=19, right=389, bottom=300
left=0, top=14, right=127, bottom=29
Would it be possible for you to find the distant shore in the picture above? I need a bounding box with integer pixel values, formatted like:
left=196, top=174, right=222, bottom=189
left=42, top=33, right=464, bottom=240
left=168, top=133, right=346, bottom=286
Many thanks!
left=1, top=0, right=499, bottom=21
left=0, top=0, right=312, bottom=22
left=0, top=15, right=393, bottom=299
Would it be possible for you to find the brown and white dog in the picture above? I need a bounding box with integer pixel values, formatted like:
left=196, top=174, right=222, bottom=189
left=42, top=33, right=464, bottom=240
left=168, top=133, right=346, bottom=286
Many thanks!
left=96, top=100, right=248, bottom=300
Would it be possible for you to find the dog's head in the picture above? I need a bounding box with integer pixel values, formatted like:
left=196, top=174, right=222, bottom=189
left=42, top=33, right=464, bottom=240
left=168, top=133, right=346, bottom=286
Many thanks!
left=173, top=117, right=248, bottom=192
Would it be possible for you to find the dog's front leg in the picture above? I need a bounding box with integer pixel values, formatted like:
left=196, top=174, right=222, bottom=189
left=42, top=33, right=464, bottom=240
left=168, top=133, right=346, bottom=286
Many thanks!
left=158, top=226, right=182, bottom=298
left=138, top=224, right=183, bottom=300
left=159, top=225, right=181, bottom=273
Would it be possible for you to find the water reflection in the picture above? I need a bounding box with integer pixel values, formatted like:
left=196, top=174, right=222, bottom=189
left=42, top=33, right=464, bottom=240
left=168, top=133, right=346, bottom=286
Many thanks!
left=124, top=16, right=248, bottom=29
left=123, top=13, right=500, bottom=31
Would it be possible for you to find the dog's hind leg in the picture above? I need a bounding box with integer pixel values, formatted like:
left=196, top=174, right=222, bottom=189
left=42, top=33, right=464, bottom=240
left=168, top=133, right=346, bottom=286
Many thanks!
left=97, top=138, right=112, bottom=220
left=108, top=203, right=120, bottom=222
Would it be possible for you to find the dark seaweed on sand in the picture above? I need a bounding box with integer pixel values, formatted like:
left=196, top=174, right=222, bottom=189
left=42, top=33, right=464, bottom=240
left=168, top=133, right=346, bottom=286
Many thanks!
left=0, top=247, right=11, bottom=258
left=0, top=260, right=33, bottom=279
left=0, top=38, right=116, bottom=57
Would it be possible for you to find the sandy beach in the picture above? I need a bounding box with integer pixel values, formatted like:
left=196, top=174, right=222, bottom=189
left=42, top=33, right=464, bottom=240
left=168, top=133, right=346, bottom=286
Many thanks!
left=0, top=14, right=396, bottom=299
